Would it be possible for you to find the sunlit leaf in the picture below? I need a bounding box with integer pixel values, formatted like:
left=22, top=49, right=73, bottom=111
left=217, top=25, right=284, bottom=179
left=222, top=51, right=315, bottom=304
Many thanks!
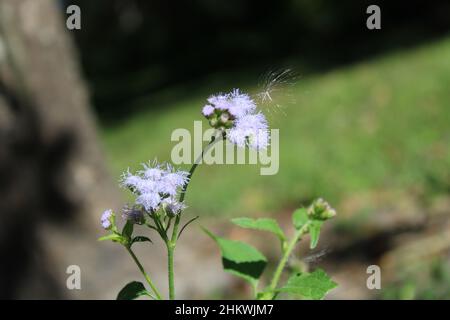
left=232, top=217, right=286, bottom=242
left=203, top=228, right=267, bottom=285
left=278, top=269, right=337, bottom=300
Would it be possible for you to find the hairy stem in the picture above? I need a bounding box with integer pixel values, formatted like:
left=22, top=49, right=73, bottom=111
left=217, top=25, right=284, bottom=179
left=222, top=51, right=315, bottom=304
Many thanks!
left=267, top=223, right=310, bottom=296
left=126, top=246, right=163, bottom=300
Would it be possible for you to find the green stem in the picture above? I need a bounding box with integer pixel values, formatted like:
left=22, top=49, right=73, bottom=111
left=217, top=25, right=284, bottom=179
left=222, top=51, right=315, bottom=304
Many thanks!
left=126, top=246, right=163, bottom=300
left=166, top=133, right=221, bottom=300
left=167, top=242, right=175, bottom=300
left=268, top=222, right=310, bottom=295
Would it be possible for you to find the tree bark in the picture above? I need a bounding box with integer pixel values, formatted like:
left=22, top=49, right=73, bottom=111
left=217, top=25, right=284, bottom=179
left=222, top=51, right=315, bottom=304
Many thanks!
left=0, top=0, right=121, bottom=298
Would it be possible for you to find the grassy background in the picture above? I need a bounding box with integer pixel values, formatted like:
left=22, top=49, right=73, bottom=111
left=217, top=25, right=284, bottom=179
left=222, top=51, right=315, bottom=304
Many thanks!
left=101, top=37, right=450, bottom=217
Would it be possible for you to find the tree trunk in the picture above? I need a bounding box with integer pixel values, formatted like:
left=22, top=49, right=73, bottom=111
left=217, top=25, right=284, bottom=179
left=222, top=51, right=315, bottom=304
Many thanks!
left=0, top=0, right=121, bottom=298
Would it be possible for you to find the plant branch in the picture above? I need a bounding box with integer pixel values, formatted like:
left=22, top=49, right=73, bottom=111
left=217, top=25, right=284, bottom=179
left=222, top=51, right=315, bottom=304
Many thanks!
left=126, top=246, right=163, bottom=300
left=267, top=222, right=311, bottom=296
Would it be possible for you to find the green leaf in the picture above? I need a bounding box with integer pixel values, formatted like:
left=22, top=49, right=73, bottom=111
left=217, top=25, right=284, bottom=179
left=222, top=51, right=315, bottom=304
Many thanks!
left=309, top=220, right=323, bottom=249
left=117, top=281, right=149, bottom=300
left=203, top=228, right=267, bottom=285
left=131, top=236, right=152, bottom=245
left=232, top=217, right=286, bottom=242
left=278, top=269, right=337, bottom=300
left=122, top=220, right=134, bottom=239
left=98, top=233, right=123, bottom=242
left=292, top=208, right=308, bottom=229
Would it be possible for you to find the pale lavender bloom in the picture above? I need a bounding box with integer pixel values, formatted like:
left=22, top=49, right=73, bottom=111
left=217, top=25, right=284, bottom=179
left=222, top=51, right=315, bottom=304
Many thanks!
left=101, top=209, right=113, bottom=229
left=136, top=192, right=161, bottom=212
left=120, top=170, right=143, bottom=190
left=227, top=89, right=256, bottom=118
left=204, top=89, right=257, bottom=119
left=202, top=105, right=215, bottom=117
left=207, top=93, right=230, bottom=111
left=228, top=112, right=270, bottom=150
left=159, top=170, right=189, bottom=195
left=136, top=179, right=158, bottom=194
left=162, top=198, right=187, bottom=216
left=120, top=161, right=189, bottom=212
left=141, top=165, right=164, bottom=181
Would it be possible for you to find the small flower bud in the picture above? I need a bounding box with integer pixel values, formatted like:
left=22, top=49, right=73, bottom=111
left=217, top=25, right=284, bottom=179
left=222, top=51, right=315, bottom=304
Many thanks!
left=219, top=112, right=230, bottom=124
left=209, top=117, right=218, bottom=127
left=308, top=198, right=336, bottom=220
left=122, top=205, right=145, bottom=225
left=163, top=201, right=186, bottom=217
left=101, top=209, right=114, bottom=230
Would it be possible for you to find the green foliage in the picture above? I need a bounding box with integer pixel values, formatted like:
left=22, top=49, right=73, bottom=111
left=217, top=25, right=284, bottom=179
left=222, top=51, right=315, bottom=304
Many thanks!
left=278, top=269, right=337, bottom=300
left=232, top=217, right=286, bottom=242
left=308, top=221, right=323, bottom=249
left=122, top=220, right=134, bottom=240
left=203, top=228, right=267, bottom=285
left=207, top=200, right=337, bottom=299
left=292, top=208, right=308, bottom=229
left=98, top=233, right=123, bottom=242
left=117, top=281, right=150, bottom=300
left=131, top=236, right=152, bottom=245
left=98, top=218, right=154, bottom=249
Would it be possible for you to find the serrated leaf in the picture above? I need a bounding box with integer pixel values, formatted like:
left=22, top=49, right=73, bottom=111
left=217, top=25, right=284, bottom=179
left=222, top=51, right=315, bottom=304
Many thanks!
left=122, top=220, right=134, bottom=239
left=98, top=233, right=123, bottom=242
left=292, top=208, right=309, bottom=229
left=116, top=281, right=150, bottom=300
left=278, top=269, right=337, bottom=300
left=203, top=228, right=267, bottom=285
left=132, top=236, right=152, bottom=245
left=232, top=217, right=286, bottom=242
left=309, top=220, right=323, bottom=249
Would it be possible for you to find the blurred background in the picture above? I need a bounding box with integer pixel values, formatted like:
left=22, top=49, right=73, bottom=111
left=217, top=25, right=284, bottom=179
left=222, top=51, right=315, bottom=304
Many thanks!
left=0, top=0, right=449, bottom=299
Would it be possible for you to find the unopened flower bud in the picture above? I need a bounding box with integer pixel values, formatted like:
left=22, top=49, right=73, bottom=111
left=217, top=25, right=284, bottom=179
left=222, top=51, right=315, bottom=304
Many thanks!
left=122, top=205, right=145, bottom=225
left=209, top=117, right=218, bottom=127
left=219, top=112, right=230, bottom=124
left=308, top=198, right=336, bottom=220
left=163, top=201, right=186, bottom=217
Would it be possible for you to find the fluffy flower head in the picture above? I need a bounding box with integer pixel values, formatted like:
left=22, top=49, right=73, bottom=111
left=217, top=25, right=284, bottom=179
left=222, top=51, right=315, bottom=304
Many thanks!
left=120, top=161, right=189, bottom=212
left=101, top=209, right=114, bottom=229
left=202, top=89, right=270, bottom=150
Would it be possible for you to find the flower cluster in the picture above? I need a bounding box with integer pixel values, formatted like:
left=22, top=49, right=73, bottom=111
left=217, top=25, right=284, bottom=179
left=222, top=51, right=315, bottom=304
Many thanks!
left=202, top=89, right=270, bottom=150
left=120, top=161, right=189, bottom=213
left=307, top=198, right=336, bottom=220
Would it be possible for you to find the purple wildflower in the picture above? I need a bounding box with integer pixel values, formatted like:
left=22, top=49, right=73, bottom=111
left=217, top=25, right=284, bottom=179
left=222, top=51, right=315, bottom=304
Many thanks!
left=207, top=93, right=230, bottom=111
left=162, top=199, right=187, bottom=216
left=101, top=209, right=113, bottom=229
left=202, top=105, right=215, bottom=117
left=136, top=192, right=162, bottom=212
left=228, top=112, right=270, bottom=150
left=202, top=89, right=270, bottom=149
left=120, top=170, right=143, bottom=191
left=227, top=89, right=256, bottom=118
left=120, top=161, right=189, bottom=212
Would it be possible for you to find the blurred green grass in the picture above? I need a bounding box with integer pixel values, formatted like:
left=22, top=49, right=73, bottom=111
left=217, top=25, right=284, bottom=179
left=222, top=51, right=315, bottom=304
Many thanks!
left=100, top=37, right=450, bottom=217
